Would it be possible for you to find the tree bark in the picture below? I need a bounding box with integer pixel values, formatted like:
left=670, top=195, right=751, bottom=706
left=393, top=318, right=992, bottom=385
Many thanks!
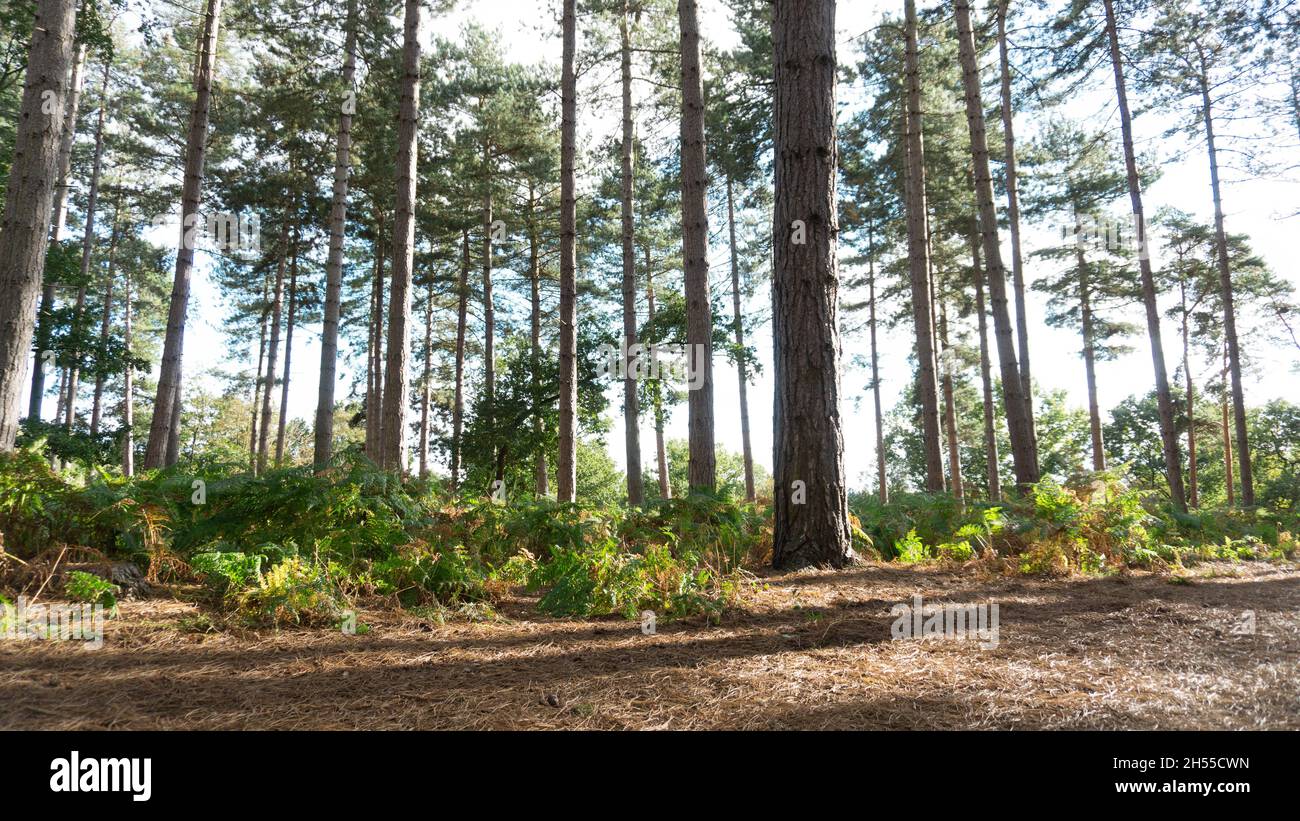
left=955, top=0, right=1038, bottom=490
left=1179, top=274, right=1197, bottom=506
left=143, top=0, right=222, bottom=468
left=257, top=224, right=287, bottom=475
left=451, top=228, right=469, bottom=489
left=771, top=0, right=851, bottom=569
left=380, top=0, right=422, bottom=473
left=312, top=0, right=358, bottom=469
left=64, top=58, right=112, bottom=432
left=726, top=177, right=756, bottom=502
left=1077, top=236, right=1106, bottom=472
left=868, top=223, right=887, bottom=503
left=1221, top=341, right=1234, bottom=506
left=1198, top=53, right=1252, bottom=506
left=939, top=297, right=964, bottom=503
left=903, top=0, right=944, bottom=492
left=90, top=199, right=122, bottom=437
left=274, top=219, right=299, bottom=466
left=677, top=0, right=715, bottom=492
left=620, top=4, right=645, bottom=506
left=1101, top=0, right=1186, bottom=511
left=365, top=221, right=385, bottom=460
left=122, top=262, right=134, bottom=475
left=28, top=40, right=86, bottom=423
left=528, top=183, right=548, bottom=497
left=646, top=245, right=670, bottom=499
left=419, top=277, right=432, bottom=479
left=0, top=0, right=77, bottom=449
left=996, top=0, right=1037, bottom=461
left=972, top=225, right=1000, bottom=501
left=557, top=0, right=578, bottom=502
left=248, top=274, right=268, bottom=471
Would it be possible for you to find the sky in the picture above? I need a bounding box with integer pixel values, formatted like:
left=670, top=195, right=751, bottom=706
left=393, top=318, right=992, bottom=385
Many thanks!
left=29, top=0, right=1298, bottom=490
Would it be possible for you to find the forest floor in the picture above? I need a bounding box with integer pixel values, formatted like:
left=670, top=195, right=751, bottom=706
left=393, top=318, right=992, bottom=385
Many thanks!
left=3, top=560, right=1298, bottom=730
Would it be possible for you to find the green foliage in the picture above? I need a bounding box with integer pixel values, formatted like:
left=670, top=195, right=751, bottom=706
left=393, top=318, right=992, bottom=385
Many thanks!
left=64, top=570, right=119, bottom=611
left=236, top=557, right=348, bottom=628
left=373, top=544, right=485, bottom=607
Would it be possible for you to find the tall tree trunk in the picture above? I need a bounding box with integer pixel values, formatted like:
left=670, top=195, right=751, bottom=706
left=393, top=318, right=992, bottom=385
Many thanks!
left=63, top=57, right=112, bottom=433
left=380, top=0, right=421, bottom=473
left=122, top=263, right=134, bottom=475
left=1198, top=54, right=1251, bottom=506
left=365, top=223, right=385, bottom=460
left=1179, top=275, right=1197, bottom=506
left=771, top=0, right=851, bottom=569
left=0, top=0, right=78, bottom=449
left=143, top=0, right=223, bottom=468
left=1077, top=237, right=1105, bottom=472
left=258, top=226, right=288, bottom=475
left=274, top=220, right=299, bottom=466
left=955, top=0, right=1038, bottom=490
left=313, top=0, right=358, bottom=469
left=90, top=199, right=123, bottom=437
left=996, top=0, right=1036, bottom=462
left=28, top=40, right=86, bottom=423
left=726, top=177, right=756, bottom=502
left=677, top=0, right=716, bottom=491
left=972, top=225, right=1000, bottom=501
left=620, top=4, right=645, bottom=505
left=528, top=184, right=548, bottom=497
left=939, top=297, right=964, bottom=503
left=646, top=246, right=670, bottom=499
left=557, top=0, right=578, bottom=502
left=481, top=133, right=495, bottom=430
left=1101, top=0, right=1186, bottom=511
left=451, top=229, right=469, bottom=489
left=248, top=276, right=268, bottom=471
left=419, top=277, right=432, bottom=479
left=903, top=0, right=944, bottom=492
left=1221, top=341, right=1234, bottom=507
left=868, top=223, right=887, bottom=503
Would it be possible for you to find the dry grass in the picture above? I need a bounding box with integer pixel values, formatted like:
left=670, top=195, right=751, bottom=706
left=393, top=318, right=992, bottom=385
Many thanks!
left=3, top=560, right=1297, bottom=729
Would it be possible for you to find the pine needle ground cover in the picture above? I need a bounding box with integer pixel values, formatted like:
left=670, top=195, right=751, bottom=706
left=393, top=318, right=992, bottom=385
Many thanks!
left=1, top=450, right=1296, bottom=729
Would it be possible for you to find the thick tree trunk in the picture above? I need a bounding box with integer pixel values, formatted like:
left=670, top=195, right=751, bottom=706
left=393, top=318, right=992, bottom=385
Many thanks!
left=0, top=0, right=77, bottom=449
left=28, top=40, right=86, bottom=423
left=726, top=177, right=756, bottom=501
left=868, top=224, right=887, bottom=503
left=380, top=0, right=422, bottom=473
left=451, top=229, right=469, bottom=489
left=528, top=184, right=548, bottom=497
left=677, top=0, right=716, bottom=492
left=996, top=0, right=1036, bottom=461
left=274, top=222, right=299, bottom=467
left=1198, top=62, right=1251, bottom=506
left=939, top=297, right=964, bottom=503
left=903, top=0, right=944, bottom=492
left=258, top=227, right=287, bottom=475
left=620, top=5, right=645, bottom=506
left=91, top=200, right=122, bottom=437
left=1076, top=238, right=1105, bottom=472
left=1102, top=0, right=1186, bottom=511
left=955, top=0, right=1038, bottom=490
left=646, top=248, right=670, bottom=499
left=771, top=0, right=851, bottom=569
left=143, top=0, right=222, bottom=467
left=312, top=0, right=358, bottom=469
left=971, top=227, right=1000, bottom=501
left=557, top=0, right=578, bottom=502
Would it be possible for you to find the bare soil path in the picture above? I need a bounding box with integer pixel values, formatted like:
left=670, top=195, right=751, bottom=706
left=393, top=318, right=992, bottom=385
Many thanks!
left=3, top=561, right=1297, bottom=729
